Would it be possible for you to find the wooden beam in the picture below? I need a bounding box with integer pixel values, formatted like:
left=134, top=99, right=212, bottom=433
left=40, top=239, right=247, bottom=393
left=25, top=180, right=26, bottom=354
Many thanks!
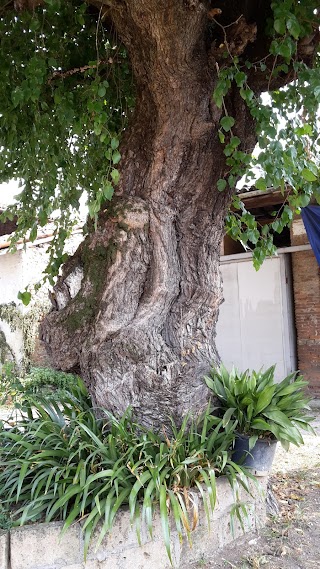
left=237, top=189, right=290, bottom=209
left=0, top=214, right=17, bottom=237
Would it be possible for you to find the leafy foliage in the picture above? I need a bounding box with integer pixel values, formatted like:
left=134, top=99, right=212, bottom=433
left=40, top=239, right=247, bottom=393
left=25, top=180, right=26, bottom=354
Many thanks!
left=21, top=366, right=81, bottom=394
left=214, top=0, right=320, bottom=268
left=0, top=362, right=85, bottom=415
left=0, top=0, right=133, bottom=283
left=0, top=0, right=319, bottom=281
left=0, top=361, right=22, bottom=407
left=0, top=380, right=257, bottom=561
left=205, top=365, right=315, bottom=451
left=0, top=505, right=12, bottom=531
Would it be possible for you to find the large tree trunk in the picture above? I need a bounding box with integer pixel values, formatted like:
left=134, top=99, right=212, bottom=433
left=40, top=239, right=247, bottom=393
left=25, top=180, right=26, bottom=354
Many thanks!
left=41, top=0, right=256, bottom=428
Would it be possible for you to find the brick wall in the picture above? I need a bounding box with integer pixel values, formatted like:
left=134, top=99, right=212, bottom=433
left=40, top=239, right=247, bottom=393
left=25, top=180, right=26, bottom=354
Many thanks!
left=291, top=219, right=320, bottom=397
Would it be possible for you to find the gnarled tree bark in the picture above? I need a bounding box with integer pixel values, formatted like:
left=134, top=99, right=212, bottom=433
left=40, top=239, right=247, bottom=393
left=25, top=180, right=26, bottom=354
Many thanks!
left=40, top=0, right=259, bottom=428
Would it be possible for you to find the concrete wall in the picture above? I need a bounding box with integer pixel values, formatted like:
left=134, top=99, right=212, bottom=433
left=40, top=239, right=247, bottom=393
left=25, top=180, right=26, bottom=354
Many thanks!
left=0, top=477, right=266, bottom=569
left=291, top=219, right=320, bottom=396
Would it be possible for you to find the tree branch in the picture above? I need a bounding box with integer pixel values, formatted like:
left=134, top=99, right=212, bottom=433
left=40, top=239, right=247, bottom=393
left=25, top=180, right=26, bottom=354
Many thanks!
left=47, top=58, right=116, bottom=83
left=13, top=0, right=42, bottom=10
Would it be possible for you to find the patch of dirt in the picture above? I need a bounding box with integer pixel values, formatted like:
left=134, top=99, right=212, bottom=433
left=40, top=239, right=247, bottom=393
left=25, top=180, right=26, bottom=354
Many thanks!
left=187, top=410, right=320, bottom=569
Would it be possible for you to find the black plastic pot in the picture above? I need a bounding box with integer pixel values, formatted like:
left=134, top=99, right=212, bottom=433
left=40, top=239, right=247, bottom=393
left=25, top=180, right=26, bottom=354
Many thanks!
left=232, top=434, right=277, bottom=476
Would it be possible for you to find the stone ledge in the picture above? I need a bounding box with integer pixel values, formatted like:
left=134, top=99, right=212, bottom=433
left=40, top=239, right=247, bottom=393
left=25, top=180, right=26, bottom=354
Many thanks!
left=0, top=476, right=267, bottom=569
left=0, top=531, right=8, bottom=569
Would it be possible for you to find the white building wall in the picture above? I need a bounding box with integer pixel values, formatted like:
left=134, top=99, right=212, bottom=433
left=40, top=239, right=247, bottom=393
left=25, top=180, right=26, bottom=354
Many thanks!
left=216, top=254, right=296, bottom=381
left=0, top=235, right=83, bottom=365
left=0, top=250, right=25, bottom=363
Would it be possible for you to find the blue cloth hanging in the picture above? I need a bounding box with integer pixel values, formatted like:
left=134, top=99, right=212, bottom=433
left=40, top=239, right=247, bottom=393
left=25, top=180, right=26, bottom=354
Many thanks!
left=301, top=205, right=320, bottom=266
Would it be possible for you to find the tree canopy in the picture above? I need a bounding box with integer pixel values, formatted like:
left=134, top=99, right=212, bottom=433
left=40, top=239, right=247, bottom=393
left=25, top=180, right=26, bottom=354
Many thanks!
left=0, top=0, right=134, bottom=285
left=0, top=1, right=319, bottom=284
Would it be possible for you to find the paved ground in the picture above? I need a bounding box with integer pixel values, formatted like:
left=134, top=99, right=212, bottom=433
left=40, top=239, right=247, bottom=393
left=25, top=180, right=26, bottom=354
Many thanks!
left=186, top=409, right=320, bottom=569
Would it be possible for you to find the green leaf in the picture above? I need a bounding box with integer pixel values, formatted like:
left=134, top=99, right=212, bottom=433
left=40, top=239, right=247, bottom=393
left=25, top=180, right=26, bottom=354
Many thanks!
left=16, top=462, right=29, bottom=501
left=102, top=181, right=114, bottom=201
left=278, top=40, right=293, bottom=61
left=129, top=470, right=152, bottom=523
left=18, top=291, right=32, bottom=306
left=220, top=116, right=235, bottom=132
left=228, top=175, right=236, bottom=189
left=159, top=484, right=172, bottom=564
left=235, top=72, right=246, bottom=87
left=230, top=136, right=241, bottom=149
left=272, top=219, right=282, bottom=233
left=46, top=485, right=82, bottom=521
left=11, top=88, right=23, bottom=108
left=98, top=85, right=106, bottom=97
left=222, top=408, right=236, bottom=427
left=88, top=201, right=100, bottom=218
left=254, top=385, right=276, bottom=415
left=239, top=88, right=254, bottom=104
left=255, top=177, right=267, bottom=191
left=251, top=418, right=278, bottom=437
left=295, top=124, right=312, bottom=136
left=248, top=435, right=258, bottom=451
left=94, top=123, right=102, bottom=136
left=286, top=16, right=301, bottom=40
left=111, top=169, right=120, bottom=185
left=62, top=503, right=83, bottom=535
left=297, top=193, right=310, bottom=208
left=274, top=18, right=286, bottom=35
left=262, top=408, right=293, bottom=427
left=111, top=138, right=119, bottom=150
left=112, top=151, right=121, bottom=165
left=167, top=490, right=183, bottom=539
left=29, top=225, right=37, bottom=242
left=217, top=179, right=227, bottom=192
left=213, top=90, right=223, bottom=108
left=301, top=168, right=317, bottom=182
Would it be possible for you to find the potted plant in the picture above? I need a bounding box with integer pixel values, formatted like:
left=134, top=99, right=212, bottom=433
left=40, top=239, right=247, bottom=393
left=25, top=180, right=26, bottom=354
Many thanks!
left=205, top=365, right=315, bottom=475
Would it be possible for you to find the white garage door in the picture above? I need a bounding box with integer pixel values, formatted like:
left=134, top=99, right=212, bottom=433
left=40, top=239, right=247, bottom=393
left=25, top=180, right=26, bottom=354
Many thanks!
left=216, top=254, right=296, bottom=381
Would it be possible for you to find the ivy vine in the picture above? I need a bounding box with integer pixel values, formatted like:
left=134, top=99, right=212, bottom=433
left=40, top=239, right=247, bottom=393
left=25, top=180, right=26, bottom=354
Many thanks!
left=213, top=0, right=320, bottom=268
left=0, top=0, right=134, bottom=286
left=0, top=300, right=50, bottom=368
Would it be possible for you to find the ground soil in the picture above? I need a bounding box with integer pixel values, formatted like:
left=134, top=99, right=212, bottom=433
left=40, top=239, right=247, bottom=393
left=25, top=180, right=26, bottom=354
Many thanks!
left=187, top=409, right=320, bottom=569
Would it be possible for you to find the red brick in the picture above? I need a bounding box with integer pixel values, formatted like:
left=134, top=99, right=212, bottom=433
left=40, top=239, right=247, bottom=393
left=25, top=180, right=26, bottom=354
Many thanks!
left=291, top=250, right=320, bottom=397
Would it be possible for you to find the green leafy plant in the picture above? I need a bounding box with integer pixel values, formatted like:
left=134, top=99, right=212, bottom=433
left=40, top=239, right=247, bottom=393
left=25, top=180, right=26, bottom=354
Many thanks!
left=0, top=384, right=257, bottom=563
left=205, top=365, right=315, bottom=452
left=0, top=363, right=84, bottom=405
left=0, top=361, right=22, bottom=407
left=22, top=367, right=80, bottom=395
left=0, top=505, right=12, bottom=531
